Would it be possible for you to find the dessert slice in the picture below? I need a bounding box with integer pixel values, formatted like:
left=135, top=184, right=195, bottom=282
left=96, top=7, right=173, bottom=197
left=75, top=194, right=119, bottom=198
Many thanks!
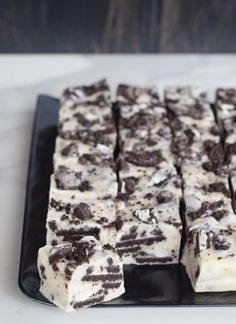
left=182, top=227, right=236, bottom=292
left=117, top=83, right=160, bottom=105
left=52, top=162, right=118, bottom=201
left=38, top=237, right=125, bottom=312
left=165, top=86, right=212, bottom=120
left=46, top=194, right=116, bottom=246
left=54, top=137, right=114, bottom=165
left=60, top=79, right=111, bottom=109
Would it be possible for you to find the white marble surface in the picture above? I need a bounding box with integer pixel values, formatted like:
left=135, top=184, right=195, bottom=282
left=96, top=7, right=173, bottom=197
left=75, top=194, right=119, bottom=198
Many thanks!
left=2, top=54, right=236, bottom=323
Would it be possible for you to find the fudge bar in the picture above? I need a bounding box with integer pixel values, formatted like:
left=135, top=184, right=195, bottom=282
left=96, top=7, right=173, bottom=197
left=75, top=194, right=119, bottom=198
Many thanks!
left=61, top=79, right=111, bottom=109
left=116, top=84, right=182, bottom=264
left=165, top=86, right=212, bottom=120
left=46, top=193, right=116, bottom=246
left=38, top=237, right=125, bottom=312
left=181, top=163, right=235, bottom=230
left=54, top=137, right=114, bottom=166
left=117, top=84, right=160, bottom=105
left=52, top=162, right=117, bottom=200
left=182, top=227, right=236, bottom=292
left=58, top=105, right=116, bottom=148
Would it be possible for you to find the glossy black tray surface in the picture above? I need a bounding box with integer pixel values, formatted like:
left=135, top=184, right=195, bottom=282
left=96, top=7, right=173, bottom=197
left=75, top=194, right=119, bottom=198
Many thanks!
left=18, top=95, right=236, bottom=307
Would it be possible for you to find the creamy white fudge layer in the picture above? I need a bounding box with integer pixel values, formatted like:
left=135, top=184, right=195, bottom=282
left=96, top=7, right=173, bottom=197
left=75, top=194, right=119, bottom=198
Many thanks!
left=182, top=227, right=236, bottom=292
left=216, top=88, right=236, bottom=136
left=181, top=162, right=234, bottom=230
left=116, top=170, right=182, bottom=264
left=54, top=137, right=114, bottom=164
left=59, top=102, right=112, bottom=124
left=165, top=86, right=211, bottom=119
left=117, top=84, right=160, bottom=105
left=51, top=166, right=117, bottom=201
left=53, top=154, right=117, bottom=193
left=60, top=79, right=111, bottom=109
left=46, top=192, right=116, bottom=246
left=38, top=237, right=125, bottom=312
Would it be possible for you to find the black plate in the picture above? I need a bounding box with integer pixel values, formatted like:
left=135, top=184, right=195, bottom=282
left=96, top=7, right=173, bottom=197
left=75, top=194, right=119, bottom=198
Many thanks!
left=18, top=95, right=236, bottom=307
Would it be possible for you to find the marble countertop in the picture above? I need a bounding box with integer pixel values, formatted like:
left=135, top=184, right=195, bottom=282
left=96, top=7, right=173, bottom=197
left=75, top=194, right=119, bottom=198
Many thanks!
left=2, top=54, right=236, bottom=323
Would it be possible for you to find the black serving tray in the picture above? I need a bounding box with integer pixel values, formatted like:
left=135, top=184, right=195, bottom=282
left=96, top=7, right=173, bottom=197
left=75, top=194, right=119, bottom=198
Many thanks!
left=18, top=95, right=236, bottom=307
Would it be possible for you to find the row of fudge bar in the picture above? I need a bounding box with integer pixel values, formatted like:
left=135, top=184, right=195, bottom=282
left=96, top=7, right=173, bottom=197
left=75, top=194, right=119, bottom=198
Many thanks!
left=115, top=85, right=182, bottom=265
left=38, top=80, right=125, bottom=311
left=216, top=89, right=236, bottom=211
left=165, top=87, right=236, bottom=292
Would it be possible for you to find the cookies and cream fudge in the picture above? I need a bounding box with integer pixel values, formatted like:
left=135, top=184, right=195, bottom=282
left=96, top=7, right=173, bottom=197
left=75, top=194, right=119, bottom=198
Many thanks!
left=165, top=86, right=212, bottom=120
left=216, top=88, right=236, bottom=210
left=215, top=88, right=236, bottom=136
left=51, top=163, right=117, bottom=201
left=38, top=237, right=125, bottom=312
left=46, top=194, right=116, bottom=246
left=54, top=137, right=114, bottom=165
left=182, top=227, right=236, bottom=292
left=58, top=106, right=116, bottom=147
left=117, top=84, right=160, bottom=105
left=61, top=79, right=111, bottom=109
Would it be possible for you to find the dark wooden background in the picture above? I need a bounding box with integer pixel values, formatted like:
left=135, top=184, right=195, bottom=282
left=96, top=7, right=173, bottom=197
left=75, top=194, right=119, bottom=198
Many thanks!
left=0, top=0, right=236, bottom=53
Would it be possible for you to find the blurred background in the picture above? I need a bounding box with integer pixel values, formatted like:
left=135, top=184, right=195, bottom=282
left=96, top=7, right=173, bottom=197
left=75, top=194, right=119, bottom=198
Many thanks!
left=1, top=0, right=236, bottom=53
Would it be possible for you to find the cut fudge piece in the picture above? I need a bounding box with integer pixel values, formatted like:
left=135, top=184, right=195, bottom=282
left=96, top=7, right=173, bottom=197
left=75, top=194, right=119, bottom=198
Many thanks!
left=216, top=89, right=236, bottom=212
left=38, top=237, right=125, bottom=312
left=46, top=193, right=116, bottom=246
left=119, top=104, right=168, bottom=132
left=53, top=150, right=116, bottom=173
left=59, top=100, right=113, bottom=124
left=165, top=86, right=212, bottom=120
left=58, top=122, right=116, bottom=147
left=170, top=116, right=220, bottom=164
left=51, top=164, right=117, bottom=201
left=54, top=137, right=114, bottom=164
left=181, top=162, right=236, bottom=229
left=119, top=133, right=174, bottom=163
left=61, top=79, right=111, bottom=109
left=216, top=88, right=236, bottom=136
left=225, top=134, right=236, bottom=212
left=182, top=227, right=236, bottom=292
left=117, top=84, right=159, bottom=105
left=58, top=104, right=115, bottom=138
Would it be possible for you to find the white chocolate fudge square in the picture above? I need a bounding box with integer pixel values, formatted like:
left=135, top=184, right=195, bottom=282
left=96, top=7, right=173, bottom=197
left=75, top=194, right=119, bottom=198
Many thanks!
left=60, top=79, right=111, bottom=109
left=59, top=101, right=113, bottom=124
left=38, top=237, right=125, bottom=312
left=216, top=88, right=236, bottom=135
left=165, top=86, right=212, bottom=119
left=46, top=193, right=116, bottom=246
left=54, top=137, right=114, bottom=164
left=51, top=165, right=118, bottom=201
left=182, top=228, right=236, bottom=292
left=116, top=199, right=181, bottom=265
left=117, top=84, right=160, bottom=105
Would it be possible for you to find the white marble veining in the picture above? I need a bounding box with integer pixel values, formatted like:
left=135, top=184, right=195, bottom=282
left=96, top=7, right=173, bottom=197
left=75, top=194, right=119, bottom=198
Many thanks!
left=2, top=55, right=236, bottom=323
